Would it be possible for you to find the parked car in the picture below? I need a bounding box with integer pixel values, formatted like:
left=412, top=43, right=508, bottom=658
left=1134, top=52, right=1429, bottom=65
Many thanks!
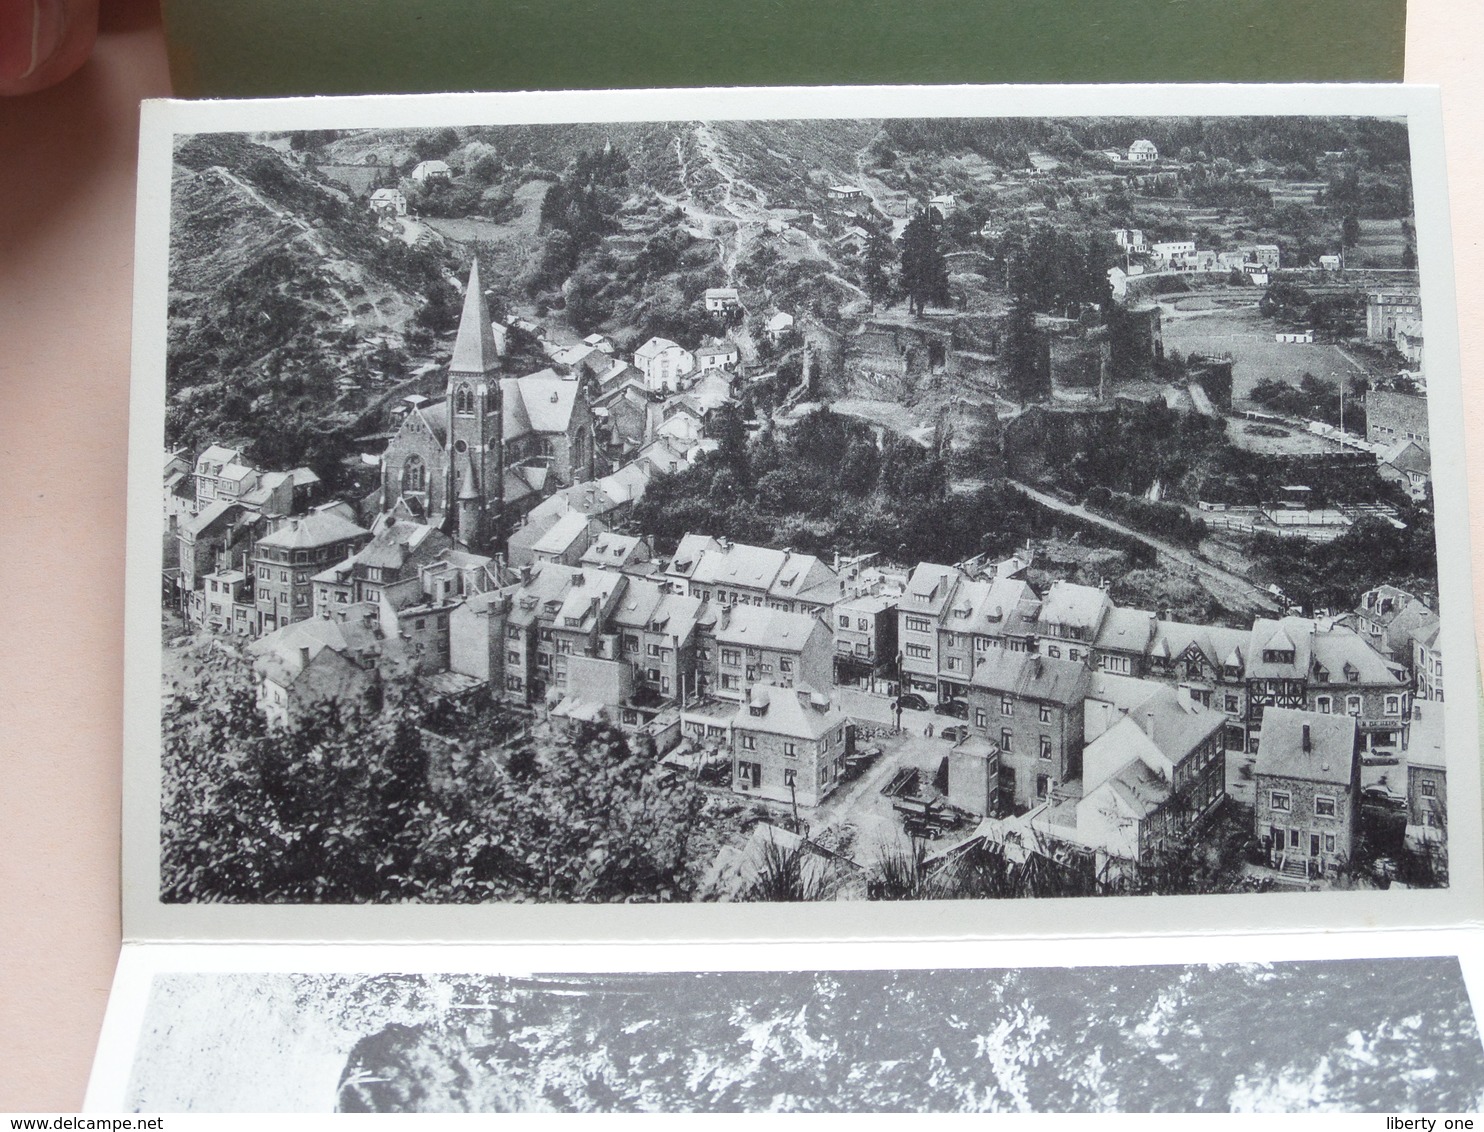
left=933, top=699, right=969, bottom=719
left=939, top=724, right=970, bottom=743
left=1361, top=785, right=1407, bottom=812
left=895, top=692, right=930, bottom=712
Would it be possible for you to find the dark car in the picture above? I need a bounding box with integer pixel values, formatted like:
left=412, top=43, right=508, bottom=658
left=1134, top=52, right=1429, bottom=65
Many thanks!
left=933, top=699, right=969, bottom=719
left=939, top=724, right=971, bottom=743
left=895, top=692, right=930, bottom=713
left=1361, top=785, right=1407, bottom=812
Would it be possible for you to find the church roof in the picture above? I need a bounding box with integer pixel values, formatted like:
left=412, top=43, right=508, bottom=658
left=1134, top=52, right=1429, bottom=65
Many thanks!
left=449, top=261, right=501, bottom=376
left=504, top=369, right=580, bottom=436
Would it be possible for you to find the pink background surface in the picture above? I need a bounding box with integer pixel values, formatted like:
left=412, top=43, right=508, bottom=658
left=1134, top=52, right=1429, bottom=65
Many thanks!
left=1, top=1, right=1481, bottom=1111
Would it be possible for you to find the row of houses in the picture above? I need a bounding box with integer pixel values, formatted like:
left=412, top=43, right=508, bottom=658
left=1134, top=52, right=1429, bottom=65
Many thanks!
left=896, top=564, right=1434, bottom=760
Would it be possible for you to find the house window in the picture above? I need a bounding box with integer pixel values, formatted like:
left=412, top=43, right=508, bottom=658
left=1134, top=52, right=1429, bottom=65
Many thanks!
left=1384, top=695, right=1400, bottom=716
left=784, top=769, right=797, bottom=787
left=1039, top=736, right=1052, bottom=761
left=1037, top=775, right=1050, bottom=799
left=975, top=709, right=987, bottom=728
left=556, top=640, right=572, bottom=655
left=838, top=615, right=851, bottom=628
left=1038, top=704, right=1052, bottom=724
left=944, top=657, right=961, bottom=671
left=505, top=675, right=523, bottom=691
left=1325, top=833, right=1336, bottom=853
left=1001, top=729, right=1013, bottom=752
left=780, top=658, right=793, bottom=673
left=647, top=643, right=660, bottom=657
left=1000, top=697, right=1013, bottom=716
left=1316, top=696, right=1331, bottom=713
left=783, top=742, right=797, bottom=757
left=721, top=649, right=741, bottom=665
left=453, top=384, right=475, bottom=416
left=507, top=651, right=519, bottom=664
left=1314, top=795, right=1337, bottom=817
left=507, top=627, right=521, bottom=640
left=906, top=644, right=931, bottom=659
left=1047, top=646, right=1061, bottom=659
left=905, top=616, right=931, bottom=633
left=741, top=734, right=756, bottom=750
left=1270, top=790, right=1292, bottom=812
left=721, top=674, right=739, bottom=690
left=1347, top=695, right=1362, bottom=716
left=1421, top=778, right=1437, bottom=797
left=1225, top=695, right=1239, bottom=713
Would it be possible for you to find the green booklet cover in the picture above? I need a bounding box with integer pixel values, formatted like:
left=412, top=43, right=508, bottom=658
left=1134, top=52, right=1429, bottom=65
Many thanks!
left=163, top=0, right=1406, bottom=98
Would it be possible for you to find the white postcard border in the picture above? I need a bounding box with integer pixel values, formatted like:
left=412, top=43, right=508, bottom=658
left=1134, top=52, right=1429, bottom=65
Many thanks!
left=123, top=83, right=1483, bottom=943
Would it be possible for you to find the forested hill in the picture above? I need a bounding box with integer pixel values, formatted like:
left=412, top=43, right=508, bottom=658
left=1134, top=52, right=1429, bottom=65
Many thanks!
left=167, top=133, right=461, bottom=477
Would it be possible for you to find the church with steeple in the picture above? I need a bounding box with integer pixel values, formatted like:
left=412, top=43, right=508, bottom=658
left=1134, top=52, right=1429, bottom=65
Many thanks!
left=379, top=261, right=599, bottom=555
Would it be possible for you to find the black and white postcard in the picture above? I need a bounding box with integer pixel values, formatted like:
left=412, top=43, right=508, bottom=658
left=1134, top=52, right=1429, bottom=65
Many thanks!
left=121, top=84, right=1480, bottom=942
left=85, top=933, right=1484, bottom=1112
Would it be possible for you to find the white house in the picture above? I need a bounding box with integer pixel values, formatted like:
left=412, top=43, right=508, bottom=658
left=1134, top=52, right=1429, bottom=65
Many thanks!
left=1127, top=139, right=1159, bottom=163
left=764, top=311, right=795, bottom=342
left=695, top=338, right=740, bottom=371
left=411, top=160, right=451, bottom=185
left=704, top=287, right=741, bottom=313
left=632, top=336, right=695, bottom=394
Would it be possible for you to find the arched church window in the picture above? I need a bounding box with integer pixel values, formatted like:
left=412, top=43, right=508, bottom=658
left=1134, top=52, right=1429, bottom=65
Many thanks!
left=402, top=455, right=427, bottom=494
left=454, top=383, right=476, bottom=416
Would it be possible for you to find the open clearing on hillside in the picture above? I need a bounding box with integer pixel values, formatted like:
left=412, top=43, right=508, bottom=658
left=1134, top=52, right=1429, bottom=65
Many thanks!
left=1159, top=304, right=1385, bottom=404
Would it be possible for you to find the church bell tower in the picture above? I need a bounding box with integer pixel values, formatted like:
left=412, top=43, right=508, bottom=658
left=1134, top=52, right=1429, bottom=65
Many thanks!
left=444, top=259, right=503, bottom=553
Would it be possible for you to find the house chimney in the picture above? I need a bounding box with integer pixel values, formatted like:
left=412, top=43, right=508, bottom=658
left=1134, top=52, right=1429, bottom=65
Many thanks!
left=1302, top=723, right=1312, bottom=752
left=299, top=646, right=311, bottom=667
left=1145, top=710, right=1155, bottom=744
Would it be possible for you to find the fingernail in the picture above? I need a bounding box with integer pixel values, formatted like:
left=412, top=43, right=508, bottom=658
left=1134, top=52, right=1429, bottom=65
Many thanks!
left=0, top=0, right=66, bottom=83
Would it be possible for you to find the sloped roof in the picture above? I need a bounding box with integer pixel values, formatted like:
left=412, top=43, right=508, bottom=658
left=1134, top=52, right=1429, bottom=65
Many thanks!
left=449, top=261, right=501, bottom=376
left=1092, top=751, right=1173, bottom=821
left=1246, top=616, right=1316, bottom=679
left=903, top=562, right=964, bottom=617
left=1383, top=438, right=1431, bottom=477
left=505, top=369, right=580, bottom=436
left=1095, top=605, right=1157, bottom=654
left=1311, top=626, right=1404, bottom=688
left=183, top=498, right=243, bottom=537
left=1254, top=707, right=1357, bottom=787
left=608, top=577, right=666, bottom=629
left=1038, top=581, right=1111, bottom=636
left=531, top=510, right=595, bottom=556
left=969, top=650, right=1091, bottom=707
left=713, top=604, right=822, bottom=652
left=257, top=510, right=370, bottom=550
left=733, top=683, right=844, bottom=740
left=1126, top=683, right=1226, bottom=763
left=634, top=336, right=686, bottom=362
left=580, top=532, right=646, bottom=568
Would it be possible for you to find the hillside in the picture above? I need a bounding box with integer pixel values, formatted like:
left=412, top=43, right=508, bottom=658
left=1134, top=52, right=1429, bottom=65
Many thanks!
left=167, top=133, right=463, bottom=477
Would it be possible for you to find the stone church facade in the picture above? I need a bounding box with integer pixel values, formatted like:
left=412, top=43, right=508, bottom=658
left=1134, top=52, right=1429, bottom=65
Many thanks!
left=380, top=262, right=599, bottom=554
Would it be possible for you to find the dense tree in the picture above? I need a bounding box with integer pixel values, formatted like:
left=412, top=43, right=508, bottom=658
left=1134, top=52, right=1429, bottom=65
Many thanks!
left=160, top=653, right=702, bottom=903
left=862, top=226, right=895, bottom=302
left=1002, top=292, right=1050, bottom=406
left=897, top=208, right=949, bottom=316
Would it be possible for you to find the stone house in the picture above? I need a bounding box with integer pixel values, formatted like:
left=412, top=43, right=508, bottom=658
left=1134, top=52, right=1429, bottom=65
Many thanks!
left=966, top=651, right=1090, bottom=812
left=1253, top=708, right=1361, bottom=879
left=730, top=684, right=850, bottom=808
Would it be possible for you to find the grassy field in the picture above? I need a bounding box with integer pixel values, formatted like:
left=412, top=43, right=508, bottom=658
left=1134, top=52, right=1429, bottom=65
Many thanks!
left=1160, top=304, right=1380, bottom=405
left=1347, top=218, right=1409, bottom=269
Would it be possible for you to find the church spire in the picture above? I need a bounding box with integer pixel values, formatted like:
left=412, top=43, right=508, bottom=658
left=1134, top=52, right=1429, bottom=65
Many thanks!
left=449, top=259, right=500, bottom=375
